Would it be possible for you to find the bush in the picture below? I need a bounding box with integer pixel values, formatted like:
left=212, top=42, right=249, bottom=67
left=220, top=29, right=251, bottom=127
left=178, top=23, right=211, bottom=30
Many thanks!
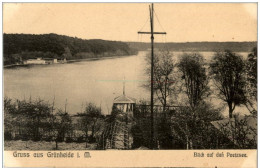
left=65, top=137, right=74, bottom=143
left=76, top=136, right=85, bottom=143
left=4, top=132, right=12, bottom=140
left=88, top=136, right=96, bottom=143
left=32, top=136, right=41, bottom=142
left=21, top=134, right=29, bottom=141
left=42, top=136, right=53, bottom=142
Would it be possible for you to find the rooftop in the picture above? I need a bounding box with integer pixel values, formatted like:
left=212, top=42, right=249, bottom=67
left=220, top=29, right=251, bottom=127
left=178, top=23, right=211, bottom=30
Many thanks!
left=113, top=94, right=136, bottom=104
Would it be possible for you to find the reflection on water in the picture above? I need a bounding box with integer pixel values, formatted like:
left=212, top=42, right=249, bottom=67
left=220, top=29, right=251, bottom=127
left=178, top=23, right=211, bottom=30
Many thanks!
left=4, top=51, right=249, bottom=116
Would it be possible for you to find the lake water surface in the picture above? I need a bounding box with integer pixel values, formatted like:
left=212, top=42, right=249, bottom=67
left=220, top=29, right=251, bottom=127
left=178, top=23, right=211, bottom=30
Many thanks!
left=4, top=51, right=250, bottom=116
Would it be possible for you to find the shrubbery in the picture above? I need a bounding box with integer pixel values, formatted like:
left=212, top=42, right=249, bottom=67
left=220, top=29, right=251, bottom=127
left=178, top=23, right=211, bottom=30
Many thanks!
left=4, top=97, right=105, bottom=147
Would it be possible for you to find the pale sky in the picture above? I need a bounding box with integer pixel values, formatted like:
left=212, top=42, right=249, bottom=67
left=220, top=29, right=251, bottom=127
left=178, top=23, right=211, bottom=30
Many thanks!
left=3, top=3, right=257, bottom=42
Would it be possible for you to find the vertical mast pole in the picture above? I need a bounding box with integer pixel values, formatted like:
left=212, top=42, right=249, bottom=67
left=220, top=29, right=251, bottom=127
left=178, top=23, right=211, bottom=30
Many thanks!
left=139, top=3, right=166, bottom=149
left=150, top=3, right=154, bottom=149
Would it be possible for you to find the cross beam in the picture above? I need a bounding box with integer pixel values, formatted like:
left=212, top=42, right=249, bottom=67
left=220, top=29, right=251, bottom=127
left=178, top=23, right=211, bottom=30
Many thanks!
left=138, top=31, right=166, bottom=35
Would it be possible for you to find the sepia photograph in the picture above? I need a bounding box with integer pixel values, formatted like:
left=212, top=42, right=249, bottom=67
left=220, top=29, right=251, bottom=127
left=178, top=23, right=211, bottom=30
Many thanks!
left=3, top=2, right=257, bottom=153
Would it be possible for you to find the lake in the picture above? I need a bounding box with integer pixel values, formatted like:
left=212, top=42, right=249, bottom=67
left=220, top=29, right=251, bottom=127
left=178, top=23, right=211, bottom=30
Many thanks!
left=4, top=51, right=250, bottom=116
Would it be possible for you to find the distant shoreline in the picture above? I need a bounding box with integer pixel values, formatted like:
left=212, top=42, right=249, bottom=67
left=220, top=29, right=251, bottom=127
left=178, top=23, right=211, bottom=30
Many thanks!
left=66, top=54, right=137, bottom=63
left=4, top=50, right=250, bottom=68
left=4, top=54, right=138, bottom=68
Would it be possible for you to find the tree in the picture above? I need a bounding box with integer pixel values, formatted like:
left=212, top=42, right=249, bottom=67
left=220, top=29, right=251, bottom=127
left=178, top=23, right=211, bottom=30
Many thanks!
left=78, top=114, right=91, bottom=148
left=16, top=99, right=52, bottom=141
left=51, top=110, right=72, bottom=150
left=156, top=113, right=174, bottom=149
left=210, top=50, right=246, bottom=118
left=144, top=50, right=177, bottom=111
left=245, top=47, right=257, bottom=114
left=57, top=110, right=72, bottom=140
left=176, top=53, right=223, bottom=149
left=214, top=114, right=257, bottom=149
left=78, top=102, right=103, bottom=147
left=63, top=46, right=72, bottom=60
left=178, top=53, right=209, bottom=110
left=4, top=97, right=16, bottom=140
left=171, top=103, right=222, bottom=149
left=85, top=103, right=103, bottom=142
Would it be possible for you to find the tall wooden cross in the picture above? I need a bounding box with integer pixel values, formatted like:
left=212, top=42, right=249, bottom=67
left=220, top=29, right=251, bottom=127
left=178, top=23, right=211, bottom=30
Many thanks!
left=138, top=3, right=166, bottom=149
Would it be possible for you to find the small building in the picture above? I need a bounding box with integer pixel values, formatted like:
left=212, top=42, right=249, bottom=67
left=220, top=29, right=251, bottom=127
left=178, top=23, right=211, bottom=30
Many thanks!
left=23, top=58, right=46, bottom=64
left=44, top=58, right=58, bottom=64
left=113, top=87, right=136, bottom=115
left=113, top=95, right=136, bottom=113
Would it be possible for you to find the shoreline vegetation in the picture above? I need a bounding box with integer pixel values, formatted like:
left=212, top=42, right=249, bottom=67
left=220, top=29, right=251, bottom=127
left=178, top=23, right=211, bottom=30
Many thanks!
left=4, top=33, right=257, bottom=67
left=127, top=41, right=257, bottom=52
left=3, top=54, right=137, bottom=68
left=3, top=33, right=138, bottom=66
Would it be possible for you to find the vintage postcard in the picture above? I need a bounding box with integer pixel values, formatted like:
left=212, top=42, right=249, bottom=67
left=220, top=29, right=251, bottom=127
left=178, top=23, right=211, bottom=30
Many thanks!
left=3, top=2, right=257, bottom=168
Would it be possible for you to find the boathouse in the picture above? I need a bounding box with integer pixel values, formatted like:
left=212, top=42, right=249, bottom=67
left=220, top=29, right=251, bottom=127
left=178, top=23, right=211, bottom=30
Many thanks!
left=113, top=84, right=136, bottom=115
left=23, top=58, right=46, bottom=64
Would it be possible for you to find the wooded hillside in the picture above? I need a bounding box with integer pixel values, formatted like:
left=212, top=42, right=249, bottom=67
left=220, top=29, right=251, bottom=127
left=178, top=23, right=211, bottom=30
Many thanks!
left=127, top=41, right=257, bottom=52
left=4, top=33, right=137, bottom=65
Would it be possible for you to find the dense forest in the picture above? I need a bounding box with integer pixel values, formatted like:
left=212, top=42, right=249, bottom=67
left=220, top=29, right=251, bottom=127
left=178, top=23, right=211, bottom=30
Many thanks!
left=127, top=41, right=257, bottom=52
left=3, top=33, right=137, bottom=65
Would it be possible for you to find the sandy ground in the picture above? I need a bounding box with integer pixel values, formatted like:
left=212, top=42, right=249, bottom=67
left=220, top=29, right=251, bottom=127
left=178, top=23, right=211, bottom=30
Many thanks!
left=4, top=140, right=97, bottom=150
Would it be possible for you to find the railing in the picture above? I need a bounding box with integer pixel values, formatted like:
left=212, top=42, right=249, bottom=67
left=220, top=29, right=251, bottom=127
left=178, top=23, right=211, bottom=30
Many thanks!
left=133, top=104, right=180, bottom=118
